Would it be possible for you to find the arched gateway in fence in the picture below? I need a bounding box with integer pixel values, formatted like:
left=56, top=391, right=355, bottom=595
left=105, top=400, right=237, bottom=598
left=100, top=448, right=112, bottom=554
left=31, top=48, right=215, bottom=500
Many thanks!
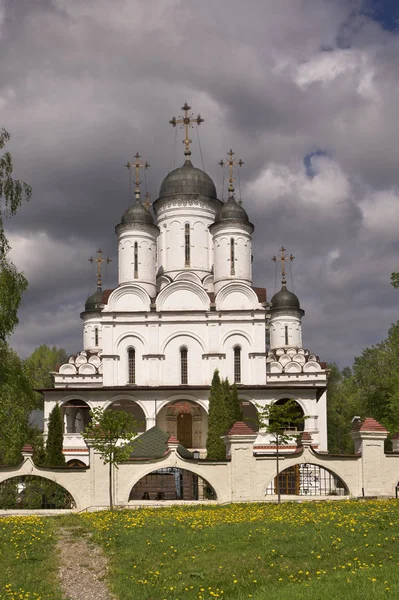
left=129, top=467, right=217, bottom=501
left=0, top=475, right=76, bottom=509
left=265, top=463, right=349, bottom=496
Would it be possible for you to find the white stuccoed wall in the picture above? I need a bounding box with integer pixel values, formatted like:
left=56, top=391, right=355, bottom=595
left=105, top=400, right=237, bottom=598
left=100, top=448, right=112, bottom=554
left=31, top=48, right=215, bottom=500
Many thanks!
left=2, top=421, right=398, bottom=511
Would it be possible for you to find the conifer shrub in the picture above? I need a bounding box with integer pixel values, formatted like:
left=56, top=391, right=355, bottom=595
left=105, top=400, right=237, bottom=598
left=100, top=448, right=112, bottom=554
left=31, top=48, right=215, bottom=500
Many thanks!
left=45, top=404, right=65, bottom=466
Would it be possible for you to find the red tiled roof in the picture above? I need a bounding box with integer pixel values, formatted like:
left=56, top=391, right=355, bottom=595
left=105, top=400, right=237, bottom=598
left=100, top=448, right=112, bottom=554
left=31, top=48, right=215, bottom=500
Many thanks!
left=252, top=287, right=267, bottom=303
left=352, top=417, right=388, bottom=433
left=101, top=289, right=113, bottom=304
left=391, top=432, right=399, bottom=440
left=228, top=421, right=256, bottom=435
left=168, top=435, right=179, bottom=444
left=21, top=444, right=34, bottom=453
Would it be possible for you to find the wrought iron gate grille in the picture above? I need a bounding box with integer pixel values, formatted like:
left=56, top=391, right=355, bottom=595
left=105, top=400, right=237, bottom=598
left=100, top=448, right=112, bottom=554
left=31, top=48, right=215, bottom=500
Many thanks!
left=265, top=463, right=348, bottom=496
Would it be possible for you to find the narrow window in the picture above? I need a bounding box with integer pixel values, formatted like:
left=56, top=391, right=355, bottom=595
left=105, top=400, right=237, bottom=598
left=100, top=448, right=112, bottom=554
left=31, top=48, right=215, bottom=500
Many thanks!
left=234, top=346, right=241, bottom=383
left=134, top=242, right=138, bottom=279
left=285, top=325, right=289, bottom=346
left=181, top=347, right=188, bottom=384
left=94, top=327, right=99, bottom=347
left=128, top=348, right=136, bottom=384
left=230, top=238, right=235, bottom=275
left=184, top=223, right=190, bottom=267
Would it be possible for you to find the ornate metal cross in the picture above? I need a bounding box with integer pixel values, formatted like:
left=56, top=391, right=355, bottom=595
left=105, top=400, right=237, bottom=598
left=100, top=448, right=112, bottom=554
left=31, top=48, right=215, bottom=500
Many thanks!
left=143, top=192, right=152, bottom=210
left=89, top=248, right=111, bottom=289
left=126, top=152, right=150, bottom=198
left=272, top=246, right=294, bottom=286
left=169, top=102, right=204, bottom=157
left=219, top=149, right=244, bottom=195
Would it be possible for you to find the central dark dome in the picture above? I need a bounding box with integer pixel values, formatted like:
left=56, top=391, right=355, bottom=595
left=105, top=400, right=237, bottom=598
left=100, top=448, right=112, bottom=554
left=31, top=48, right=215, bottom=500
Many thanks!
left=159, top=160, right=217, bottom=199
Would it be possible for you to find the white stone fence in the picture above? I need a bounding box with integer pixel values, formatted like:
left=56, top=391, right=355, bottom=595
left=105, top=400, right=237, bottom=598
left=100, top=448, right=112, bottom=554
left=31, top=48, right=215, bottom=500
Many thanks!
left=0, top=418, right=398, bottom=511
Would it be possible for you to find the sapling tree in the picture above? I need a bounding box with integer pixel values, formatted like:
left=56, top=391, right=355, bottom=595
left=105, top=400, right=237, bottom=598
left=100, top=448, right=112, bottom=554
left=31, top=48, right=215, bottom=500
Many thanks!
left=257, top=399, right=307, bottom=503
left=82, top=407, right=138, bottom=509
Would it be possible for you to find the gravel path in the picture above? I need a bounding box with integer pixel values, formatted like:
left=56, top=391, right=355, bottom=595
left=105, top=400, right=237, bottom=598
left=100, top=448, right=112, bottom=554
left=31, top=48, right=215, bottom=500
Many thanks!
left=56, top=527, right=115, bottom=600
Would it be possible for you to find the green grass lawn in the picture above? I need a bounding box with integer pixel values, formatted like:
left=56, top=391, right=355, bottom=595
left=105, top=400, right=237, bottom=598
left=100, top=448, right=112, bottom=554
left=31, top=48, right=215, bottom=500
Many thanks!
left=77, top=500, right=399, bottom=600
left=1, top=500, right=399, bottom=600
left=0, top=515, right=64, bottom=600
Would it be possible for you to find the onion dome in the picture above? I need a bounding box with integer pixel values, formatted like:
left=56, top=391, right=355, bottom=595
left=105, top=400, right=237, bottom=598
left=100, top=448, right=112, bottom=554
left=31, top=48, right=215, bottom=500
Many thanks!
left=215, top=195, right=250, bottom=223
left=270, top=284, right=304, bottom=315
left=120, top=198, right=154, bottom=225
left=85, top=287, right=104, bottom=312
left=158, top=160, right=217, bottom=199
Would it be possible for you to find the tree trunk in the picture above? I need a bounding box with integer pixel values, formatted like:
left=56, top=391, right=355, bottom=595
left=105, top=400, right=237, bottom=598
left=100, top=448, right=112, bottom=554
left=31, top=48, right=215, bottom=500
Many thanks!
left=276, top=438, right=281, bottom=504
left=109, top=460, right=113, bottom=511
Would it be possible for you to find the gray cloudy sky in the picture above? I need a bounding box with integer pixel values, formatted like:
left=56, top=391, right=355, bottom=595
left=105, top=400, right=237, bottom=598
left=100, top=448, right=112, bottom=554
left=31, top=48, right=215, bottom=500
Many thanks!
left=2, top=0, right=399, bottom=367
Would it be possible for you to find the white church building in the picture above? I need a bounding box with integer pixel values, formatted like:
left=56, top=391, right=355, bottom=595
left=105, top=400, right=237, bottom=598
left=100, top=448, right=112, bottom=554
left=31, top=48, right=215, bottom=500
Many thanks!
left=42, top=104, right=328, bottom=466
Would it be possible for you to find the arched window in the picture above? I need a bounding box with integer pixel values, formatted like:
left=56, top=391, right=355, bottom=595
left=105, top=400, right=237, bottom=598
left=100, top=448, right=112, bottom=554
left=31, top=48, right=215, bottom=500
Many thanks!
left=134, top=242, right=139, bottom=279
left=128, top=348, right=136, bottom=384
left=184, top=223, right=190, bottom=267
left=234, top=346, right=241, bottom=383
left=94, top=327, right=99, bottom=347
left=230, top=238, right=235, bottom=275
left=284, top=325, right=289, bottom=346
left=180, top=347, right=188, bottom=384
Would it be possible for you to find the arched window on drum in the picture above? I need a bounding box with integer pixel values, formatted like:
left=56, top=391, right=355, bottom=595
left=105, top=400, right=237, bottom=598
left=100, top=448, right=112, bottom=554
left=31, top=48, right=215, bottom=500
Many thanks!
left=180, top=347, right=188, bottom=385
left=128, top=348, right=136, bottom=384
left=233, top=346, right=241, bottom=383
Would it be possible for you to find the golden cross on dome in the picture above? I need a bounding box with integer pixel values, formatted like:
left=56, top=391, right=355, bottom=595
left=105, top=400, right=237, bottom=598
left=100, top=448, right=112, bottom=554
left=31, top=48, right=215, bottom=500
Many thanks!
left=169, top=102, right=204, bottom=157
left=143, top=192, right=152, bottom=210
left=89, top=248, right=111, bottom=290
left=219, top=149, right=244, bottom=195
left=272, top=246, right=294, bottom=286
left=126, top=152, right=150, bottom=198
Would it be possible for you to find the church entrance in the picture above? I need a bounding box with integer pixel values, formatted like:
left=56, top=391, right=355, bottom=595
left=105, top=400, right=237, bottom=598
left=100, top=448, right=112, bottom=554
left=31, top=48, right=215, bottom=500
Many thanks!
left=177, top=412, right=192, bottom=448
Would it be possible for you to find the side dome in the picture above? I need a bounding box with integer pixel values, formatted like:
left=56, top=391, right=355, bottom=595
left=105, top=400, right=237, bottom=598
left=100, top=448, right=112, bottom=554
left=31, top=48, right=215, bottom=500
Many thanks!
left=85, top=288, right=104, bottom=312
left=120, top=199, right=154, bottom=225
left=159, top=159, right=217, bottom=199
left=215, top=195, right=250, bottom=223
left=270, top=285, right=302, bottom=312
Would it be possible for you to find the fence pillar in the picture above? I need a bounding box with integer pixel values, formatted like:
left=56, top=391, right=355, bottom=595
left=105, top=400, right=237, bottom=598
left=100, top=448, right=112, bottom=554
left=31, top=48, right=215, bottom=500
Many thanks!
left=225, top=422, right=257, bottom=502
left=351, top=417, right=388, bottom=497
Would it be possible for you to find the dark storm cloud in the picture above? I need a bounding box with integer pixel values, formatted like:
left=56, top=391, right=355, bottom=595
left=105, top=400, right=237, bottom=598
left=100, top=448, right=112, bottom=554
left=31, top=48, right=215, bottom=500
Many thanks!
left=2, top=0, right=398, bottom=365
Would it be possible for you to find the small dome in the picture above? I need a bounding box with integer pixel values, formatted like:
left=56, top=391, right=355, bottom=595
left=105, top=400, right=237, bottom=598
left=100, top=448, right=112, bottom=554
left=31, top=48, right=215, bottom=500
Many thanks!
left=215, top=195, right=250, bottom=223
left=159, top=160, right=217, bottom=199
left=120, top=199, right=154, bottom=225
left=270, top=285, right=301, bottom=312
left=85, top=288, right=104, bottom=312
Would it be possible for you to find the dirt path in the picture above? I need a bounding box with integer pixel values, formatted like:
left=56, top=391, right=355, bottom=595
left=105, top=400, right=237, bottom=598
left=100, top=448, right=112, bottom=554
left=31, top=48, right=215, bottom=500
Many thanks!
left=56, top=526, right=115, bottom=600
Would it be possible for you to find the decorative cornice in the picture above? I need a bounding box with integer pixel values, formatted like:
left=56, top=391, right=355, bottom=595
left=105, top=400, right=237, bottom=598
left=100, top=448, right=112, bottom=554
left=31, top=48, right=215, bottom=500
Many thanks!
left=202, top=353, right=226, bottom=359
left=115, top=221, right=160, bottom=236
left=142, top=354, right=165, bottom=360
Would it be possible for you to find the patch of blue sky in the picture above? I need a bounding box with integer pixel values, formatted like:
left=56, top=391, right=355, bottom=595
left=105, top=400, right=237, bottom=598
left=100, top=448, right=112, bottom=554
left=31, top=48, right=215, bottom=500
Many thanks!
left=363, top=0, right=399, bottom=32
left=303, top=149, right=329, bottom=178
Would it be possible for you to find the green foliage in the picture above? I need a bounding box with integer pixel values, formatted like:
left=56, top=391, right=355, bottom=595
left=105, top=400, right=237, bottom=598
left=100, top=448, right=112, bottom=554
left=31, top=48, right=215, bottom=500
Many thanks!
left=326, top=363, right=362, bottom=454
left=45, top=404, right=65, bottom=466
left=206, top=371, right=245, bottom=460
left=82, top=407, right=138, bottom=509
left=391, top=272, right=399, bottom=288
left=0, top=260, right=28, bottom=344
left=352, top=321, right=399, bottom=433
left=0, top=128, right=31, bottom=343
left=257, top=399, right=306, bottom=447
left=227, top=382, right=243, bottom=426
left=0, top=344, right=36, bottom=464
left=206, top=370, right=228, bottom=460
left=0, top=476, right=75, bottom=509
left=24, top=344, right=68, bottom=407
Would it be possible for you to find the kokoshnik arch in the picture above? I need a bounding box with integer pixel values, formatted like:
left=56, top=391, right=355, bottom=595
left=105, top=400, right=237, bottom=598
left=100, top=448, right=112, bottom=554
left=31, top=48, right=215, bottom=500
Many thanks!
left=40, top=102, right=328, bottom=466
